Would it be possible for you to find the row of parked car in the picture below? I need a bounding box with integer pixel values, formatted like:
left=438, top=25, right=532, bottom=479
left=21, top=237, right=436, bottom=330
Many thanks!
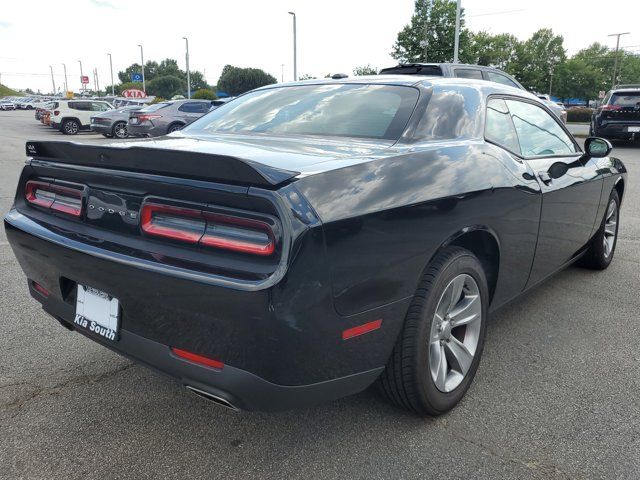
left=27, top=97, right=232, bottom=137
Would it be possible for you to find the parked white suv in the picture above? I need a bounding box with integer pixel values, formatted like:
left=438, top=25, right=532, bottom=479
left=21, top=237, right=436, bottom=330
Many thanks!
left=50, top=100, right=114, bottom=134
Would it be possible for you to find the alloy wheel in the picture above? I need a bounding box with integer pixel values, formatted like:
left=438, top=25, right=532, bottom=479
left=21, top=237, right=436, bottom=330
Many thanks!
left=114, top=122, right=128, bottom=138
left=429, top=273, right=482, bottom=393
left=64, top=121, right=78, bottom=134
left=603, top=199, right=618, bottom=258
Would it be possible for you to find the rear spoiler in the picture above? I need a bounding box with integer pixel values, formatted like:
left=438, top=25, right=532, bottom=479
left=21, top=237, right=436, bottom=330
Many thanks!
left=25, top=140, right=299, bottom=188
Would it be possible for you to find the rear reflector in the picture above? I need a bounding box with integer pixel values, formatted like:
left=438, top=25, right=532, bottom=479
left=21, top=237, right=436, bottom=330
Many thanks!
left=342, top=319, right=382, bottom=340
left=140, top=202, right=275, bottom=256
left=25, top=180, right=83, bottom=217
left=31, top=281, right=50, bottom=297
left=171, top=347, right=224, bottom=370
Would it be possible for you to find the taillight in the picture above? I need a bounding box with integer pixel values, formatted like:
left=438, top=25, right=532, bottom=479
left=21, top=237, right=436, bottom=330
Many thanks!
left=140, top=202, right=275, bottom=256
left=171, top=347, right=224, bottom=370
left=137, top=114, right=161, bottom=122
left=25, top=180, right=83, bottom=217
left=601, top=104, right=623, bottom=112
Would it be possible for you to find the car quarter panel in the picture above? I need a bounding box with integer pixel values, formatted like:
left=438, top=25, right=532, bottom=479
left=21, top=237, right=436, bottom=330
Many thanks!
left=294, top=141, right=542, bottom=316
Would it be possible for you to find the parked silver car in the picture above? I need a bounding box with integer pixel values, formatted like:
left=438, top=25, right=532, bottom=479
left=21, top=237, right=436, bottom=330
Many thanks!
left=128, top=99, right=215, bottom=137
left=90, top=105, right=143, bottom=138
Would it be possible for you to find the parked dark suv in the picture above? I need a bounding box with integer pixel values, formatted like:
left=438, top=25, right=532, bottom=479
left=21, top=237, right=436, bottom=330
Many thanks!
left=380, top=63, right=567, bottom=123
left=591, top=85, right=640, bottom=141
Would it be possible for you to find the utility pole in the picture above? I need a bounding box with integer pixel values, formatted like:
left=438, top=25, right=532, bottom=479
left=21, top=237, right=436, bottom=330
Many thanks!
left=608, top=32, right=629, bottom=88
left=62, top=63, right=68, bottom=94
left=453, top=0, right=461, bottom=63
left=107, top=53, right=115, bottom=96
left=281, top=64, right=284, bottom=83
left=288, top=12, right=297, bottom=81
left=49, top=66, right=56, bottom=94
left=95, top=68, right=100, bottom=94
left=183, top=37, right=190, bottom=98
left=423, top=0, right=433, bottom=61
left=78, top=60, right=84, bottom=93
left=549, top=67, right=554, bottom=96
left=138, top=44, right=145, bottom=92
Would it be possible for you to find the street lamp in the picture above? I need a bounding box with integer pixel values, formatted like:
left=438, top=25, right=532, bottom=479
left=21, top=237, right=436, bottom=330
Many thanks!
left=107, top=53, right=115, bottom=96
left=49, top=66, right=56, bottom=94
left=453, top=0, right=461, bottom=63
left=608, top=32, right=630, bottom=88
left=137, top=44, right=145, bottom=92
left=288, top=12, right=297, bottom=81
left=183, top=37, right=190, bottom=98
left=78, top=60, right=84, bottom=92
left=61, top=63, right=68, bottom=93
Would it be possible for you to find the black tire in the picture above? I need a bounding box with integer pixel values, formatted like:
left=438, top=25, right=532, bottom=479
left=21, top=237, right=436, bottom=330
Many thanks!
left=378, top=247, right=489, bottom=416
left=167, top=123, right=184, bottom=134
left=579, top=189, right=620, bottom=270
left=112, top=121, right=128, bottom=139
left=61, top=119, right=80, bottom=135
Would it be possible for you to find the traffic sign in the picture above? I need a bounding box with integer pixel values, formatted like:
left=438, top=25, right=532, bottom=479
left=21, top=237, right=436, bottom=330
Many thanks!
left=131, top=73, right=143, bottom=82
left=122, top=89, right=147, bottom=98
left=80, top=76, right=89, bottom=84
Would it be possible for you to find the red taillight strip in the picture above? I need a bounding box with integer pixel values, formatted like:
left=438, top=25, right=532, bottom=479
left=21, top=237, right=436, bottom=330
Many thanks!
left=25, top=180, right=83, bottom=217
left=342, top=319, right=383, bottom=340
left=171, top=347, right=224, bottom=370
left=140, top=203, right=204, bottom=243
left=201, top=212, right=275, bottom=256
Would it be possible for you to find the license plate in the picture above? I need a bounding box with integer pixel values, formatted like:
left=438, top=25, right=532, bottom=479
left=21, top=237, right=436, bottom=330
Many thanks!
left=74, top=285, right=119, bottom=342
left=628, top=127, right=640, bottom=132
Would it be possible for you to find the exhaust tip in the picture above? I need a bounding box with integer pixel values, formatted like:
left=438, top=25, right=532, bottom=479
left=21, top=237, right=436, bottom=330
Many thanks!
left=185, top=385, right=240, bottom=412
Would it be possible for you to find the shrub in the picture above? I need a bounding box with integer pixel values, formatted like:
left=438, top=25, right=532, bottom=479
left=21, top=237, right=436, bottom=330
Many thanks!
left=192, top=88, right=217, bottom=100
left=217, top=65, right=277, bottom=96
left=566, top=107, right=593, bottom=123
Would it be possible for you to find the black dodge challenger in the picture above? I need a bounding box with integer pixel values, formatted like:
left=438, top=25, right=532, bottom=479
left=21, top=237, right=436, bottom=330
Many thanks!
left=4, top=77, right=626, bottom=415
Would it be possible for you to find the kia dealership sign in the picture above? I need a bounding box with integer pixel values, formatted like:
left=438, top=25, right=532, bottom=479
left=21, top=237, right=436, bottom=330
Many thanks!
left=122, top=89, right=147, bottom=98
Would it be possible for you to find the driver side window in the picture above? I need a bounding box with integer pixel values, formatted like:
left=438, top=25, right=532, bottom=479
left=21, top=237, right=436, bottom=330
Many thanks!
left=505, top=99, right=576, bottom=157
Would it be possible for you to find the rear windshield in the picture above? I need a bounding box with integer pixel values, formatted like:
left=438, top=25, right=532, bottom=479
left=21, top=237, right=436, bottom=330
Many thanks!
left=140, top=102, right=172, bottom=112
left=611, top=92, right=640, bottom=107
left=186, top=84, right=419, bottom=140
left=379, top=65, right=443, bottom=76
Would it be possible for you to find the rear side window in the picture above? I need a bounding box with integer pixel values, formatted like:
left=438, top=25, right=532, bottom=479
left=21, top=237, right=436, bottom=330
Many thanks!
left=141, top=102, right=171, bottom=112
left=178, top=102, right=208, bottom=113
left=69, top=102, right=91, bottom=111
left=485, top=71, right=519, bottom=89
left=91, top=102, right=110, bottom=111
left=505, top=99, right=576, bottom=157
left=610, top=92, right=640, bottom=107
left=454, top=69, right=483, bottom=80
left=485, top=98, right=520, bottom=153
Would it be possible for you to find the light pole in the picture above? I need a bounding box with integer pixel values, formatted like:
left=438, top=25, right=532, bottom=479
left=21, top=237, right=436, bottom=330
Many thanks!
left=62, top=63, right=68, bottom=93
left=49, top=66, right=56, bottom=94
left=608, top=32, right=629, bottom=88
left=288, top=12, right=297, bottom=81
left=453, top=0, right=461, bottom=63
left=549, top=68, right=554, bottom=96
left=107, top=53, right=115, bottom=96
left=78, top=60, right=84, bottom=92
left=183, top=37, right=190, bottom=98
left=138, top=44, right=145, bottom=93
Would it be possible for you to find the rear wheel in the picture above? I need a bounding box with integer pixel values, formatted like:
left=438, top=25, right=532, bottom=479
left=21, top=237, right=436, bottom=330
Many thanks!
left=579, top=189, right=620, bottom=270
left=61, top=119, right=79, bottom=135
left=112, top=121, right=128, bottom=139
left=378, top=247, right=488, bottom=416
left=167, top=123, right=184, bottom=133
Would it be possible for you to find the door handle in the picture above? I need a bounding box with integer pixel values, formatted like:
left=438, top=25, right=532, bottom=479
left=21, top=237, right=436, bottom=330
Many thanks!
left=538, top=171, right=552, bottom=185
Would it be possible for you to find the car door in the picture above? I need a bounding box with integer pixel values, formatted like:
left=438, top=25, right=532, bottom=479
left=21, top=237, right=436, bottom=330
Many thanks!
left=504, top=98, right=604, bottom=286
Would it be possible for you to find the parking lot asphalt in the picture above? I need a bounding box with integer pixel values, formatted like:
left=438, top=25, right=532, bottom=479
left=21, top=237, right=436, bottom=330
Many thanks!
left=1, top=110, right=639, bottom=480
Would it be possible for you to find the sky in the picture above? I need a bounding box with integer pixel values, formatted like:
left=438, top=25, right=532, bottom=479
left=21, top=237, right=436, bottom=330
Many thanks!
left=0, top=0, right=638, bottom=93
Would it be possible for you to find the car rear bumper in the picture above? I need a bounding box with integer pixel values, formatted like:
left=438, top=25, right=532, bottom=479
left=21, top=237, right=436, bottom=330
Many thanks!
left=596, top=121, right=640, bottom=139
left=4, top=209, right=402, bottom=410
left=128, top=123, right=166, bottom=137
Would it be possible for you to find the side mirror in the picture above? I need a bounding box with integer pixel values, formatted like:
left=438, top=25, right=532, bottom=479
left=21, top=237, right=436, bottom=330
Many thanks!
left=584, top=137, right=612, bottom=158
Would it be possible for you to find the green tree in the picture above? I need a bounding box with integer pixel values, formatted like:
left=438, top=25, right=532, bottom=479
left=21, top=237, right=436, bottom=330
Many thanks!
left=216, top=65, right=277, bottom=96
left=464, top=32, right=520, bottom=70
left=146, top=75, right=185, bottom=99
left=508, top=28, right=566, bottom=93
left=192, top=88, right=217, bottom=100
left=353, top=65, right=378, bottom=76
left=156, top=59, right=183, bottom=78
left=392, top=0, right=469, bottom=63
